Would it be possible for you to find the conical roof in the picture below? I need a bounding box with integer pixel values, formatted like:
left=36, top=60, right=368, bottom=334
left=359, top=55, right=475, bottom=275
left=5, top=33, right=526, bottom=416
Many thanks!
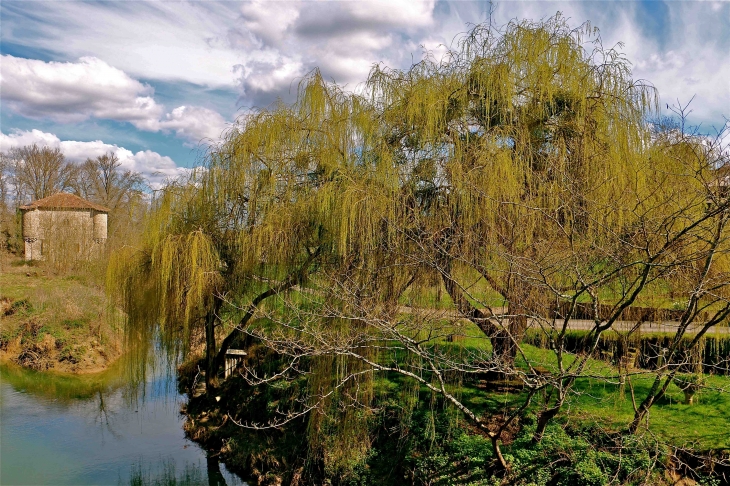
left=19, top=193, right=109, bottom=212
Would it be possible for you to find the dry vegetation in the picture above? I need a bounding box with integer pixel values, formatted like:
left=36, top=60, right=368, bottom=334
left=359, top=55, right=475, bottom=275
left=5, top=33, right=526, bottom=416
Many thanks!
left=0, top=252, right=123, bottom=373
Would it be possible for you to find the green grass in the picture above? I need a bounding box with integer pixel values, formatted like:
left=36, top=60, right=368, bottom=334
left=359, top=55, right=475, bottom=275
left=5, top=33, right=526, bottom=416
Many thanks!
left=372, top=318, right=730, bottom=451
left=568, top=372, right=730, bottom=450
left=0, top=262, right=124, bottom=371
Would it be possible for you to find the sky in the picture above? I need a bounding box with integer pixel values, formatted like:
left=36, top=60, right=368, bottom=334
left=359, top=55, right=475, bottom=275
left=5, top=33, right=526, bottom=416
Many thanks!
left=1, top=1, right=728, bottom=188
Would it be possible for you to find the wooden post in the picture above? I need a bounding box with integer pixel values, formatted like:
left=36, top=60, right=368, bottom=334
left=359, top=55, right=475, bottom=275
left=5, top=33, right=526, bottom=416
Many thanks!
left=224, top=349, right=247, bottom=379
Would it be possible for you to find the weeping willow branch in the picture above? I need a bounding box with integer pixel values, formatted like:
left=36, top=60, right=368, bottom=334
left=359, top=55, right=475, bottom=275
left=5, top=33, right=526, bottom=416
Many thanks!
left=214, top=246, right=322, bottom=374
left=109, top=14, right=729, bottom=475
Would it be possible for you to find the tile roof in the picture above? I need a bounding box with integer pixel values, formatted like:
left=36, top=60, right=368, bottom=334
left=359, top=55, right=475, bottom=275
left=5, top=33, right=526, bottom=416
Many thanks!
left=19, top=193, right=109, bottom=212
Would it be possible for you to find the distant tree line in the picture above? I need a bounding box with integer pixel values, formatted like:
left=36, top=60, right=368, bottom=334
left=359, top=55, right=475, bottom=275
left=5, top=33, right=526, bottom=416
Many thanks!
left=0, top=144, right=148, bottom=254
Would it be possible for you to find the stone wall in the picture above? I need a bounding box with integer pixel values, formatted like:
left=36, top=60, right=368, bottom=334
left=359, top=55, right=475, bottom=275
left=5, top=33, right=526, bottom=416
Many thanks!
left=23, top=208, right=107, bottom=261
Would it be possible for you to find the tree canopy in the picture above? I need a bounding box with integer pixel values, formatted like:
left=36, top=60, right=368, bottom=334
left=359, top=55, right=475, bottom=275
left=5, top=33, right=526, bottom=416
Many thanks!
left=110, top=14, right=730, bottom=475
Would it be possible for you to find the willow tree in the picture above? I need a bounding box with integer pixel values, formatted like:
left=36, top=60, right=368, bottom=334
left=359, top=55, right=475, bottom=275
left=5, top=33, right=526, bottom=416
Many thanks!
left=340, top=13, right=665, bottom=368
left=108, top=71, right=382, bottom=391
left=111, top=13, right=728, bottom=475
left=233, top=15, right=730, bottom=469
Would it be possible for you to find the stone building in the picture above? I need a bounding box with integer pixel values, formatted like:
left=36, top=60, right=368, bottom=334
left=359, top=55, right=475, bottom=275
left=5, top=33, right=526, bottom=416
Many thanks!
left=20, top=193, right=109, bottom=261
left=718, top=164, right=730, bottom=195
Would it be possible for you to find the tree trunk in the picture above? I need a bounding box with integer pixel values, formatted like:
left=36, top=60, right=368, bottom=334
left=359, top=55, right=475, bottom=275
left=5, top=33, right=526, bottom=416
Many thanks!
left=493, top=312, right=528, bottom=370
left=490, top=434, right=509, bottom=471
left=629, top=376, right=663, bottom=433
left=629, top=400, right=652, bottom=434
left=498, top=277, right=531, bottom=369
left=532, top=405, right=560, bottom=443
left=205, top=298, right=222, bottom=392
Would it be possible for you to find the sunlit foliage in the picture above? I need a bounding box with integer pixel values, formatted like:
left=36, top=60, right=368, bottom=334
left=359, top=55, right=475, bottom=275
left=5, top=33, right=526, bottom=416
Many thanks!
left=110, top=14, right=729, bottom=477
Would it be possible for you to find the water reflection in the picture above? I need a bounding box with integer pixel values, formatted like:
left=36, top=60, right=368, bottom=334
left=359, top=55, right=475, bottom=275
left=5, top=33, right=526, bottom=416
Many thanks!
left=0, top=361, right=245, bottom=486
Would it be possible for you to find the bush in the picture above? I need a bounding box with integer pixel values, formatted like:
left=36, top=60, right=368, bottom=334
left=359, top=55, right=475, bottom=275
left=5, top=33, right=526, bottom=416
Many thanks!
left=506, top=419, right=655, bottom=486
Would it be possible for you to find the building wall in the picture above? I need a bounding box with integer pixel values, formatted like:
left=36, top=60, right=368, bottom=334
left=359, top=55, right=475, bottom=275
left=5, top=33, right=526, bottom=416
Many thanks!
left=22, top=208, right=107, bottom=261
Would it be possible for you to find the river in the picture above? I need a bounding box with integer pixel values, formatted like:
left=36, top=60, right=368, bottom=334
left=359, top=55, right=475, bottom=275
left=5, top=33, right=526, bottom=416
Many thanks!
left=0, top=359, right=247, bottom=485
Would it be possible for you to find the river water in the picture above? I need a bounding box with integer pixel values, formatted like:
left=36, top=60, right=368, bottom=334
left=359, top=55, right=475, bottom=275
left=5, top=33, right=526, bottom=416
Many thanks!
left=0, top=360, right=246, bottom=485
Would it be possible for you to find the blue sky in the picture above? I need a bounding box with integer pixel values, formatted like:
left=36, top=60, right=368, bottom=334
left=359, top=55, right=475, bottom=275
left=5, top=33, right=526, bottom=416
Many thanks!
left=1, top=1, right=728, bottom=187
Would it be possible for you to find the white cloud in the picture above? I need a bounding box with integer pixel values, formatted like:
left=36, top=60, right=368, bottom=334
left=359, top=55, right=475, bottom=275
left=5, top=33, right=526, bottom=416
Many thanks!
left=0, top=128, right=60, bottom=149
left=234, top=56, right=306, bottom=103
left=0, top=1, right=439, bottom=104
left=0, top=55, right=231, bottom=143
left=239, top=1, right=301, bottom=48
left=1, top=2, right=245, bottom=88
left=158, top=106, right=229, bottom=144
left=293, top=1, right=434, bottom=39
left=0, top=55, right=163, bottom=129
left=286, top=1, right=437, bottom=88
left=348, top=0, right=435, bottom=29
left=0, top=129, right=191, bottom=188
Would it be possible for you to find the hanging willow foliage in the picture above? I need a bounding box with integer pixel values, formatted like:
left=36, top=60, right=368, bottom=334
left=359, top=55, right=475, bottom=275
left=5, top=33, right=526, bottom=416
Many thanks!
left=110, top=13, right=729, bottom=477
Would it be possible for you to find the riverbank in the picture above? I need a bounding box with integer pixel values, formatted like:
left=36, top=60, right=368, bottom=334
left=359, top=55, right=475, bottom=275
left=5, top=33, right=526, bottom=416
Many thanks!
left=179, top=341, right=730, bottom=485
left=0, top=258, right=123, bottom=373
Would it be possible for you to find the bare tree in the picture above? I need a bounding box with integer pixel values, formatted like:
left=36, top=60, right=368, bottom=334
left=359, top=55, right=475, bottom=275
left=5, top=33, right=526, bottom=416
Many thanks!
left=71, top=152, right=145, bottom=210
left=0, top=152, right=17, bottom=252
left=10, top=144, right=74, bottom=201
left=0, top=153, right=10, bottom=208
left=627, top=109, right=730, bottom=433
left=70, top=151, right=147, bottom=244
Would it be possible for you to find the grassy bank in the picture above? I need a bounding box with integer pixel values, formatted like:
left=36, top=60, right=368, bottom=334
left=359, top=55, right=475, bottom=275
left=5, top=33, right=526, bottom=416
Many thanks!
left=178, top=334, right=730, bottom=486
left=0, top=256, right=123, bottom=373
left=523, top=329, right=730, bottom=376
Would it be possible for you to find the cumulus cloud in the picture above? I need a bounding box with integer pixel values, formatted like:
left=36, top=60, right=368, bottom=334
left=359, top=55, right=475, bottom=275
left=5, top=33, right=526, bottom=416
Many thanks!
left=0, top=129, right=191, bottom=189
left=234, top=56, right=306, bottom=105
left=0, top=55, right=231, bottom=143
left=239, top=1, right=301, bottom=48
left=1, top=1, right=727, bottom=133
left=248, top=0, right=431, bottom=88
left=158, top=106, right=229, bottom=143
left=0, top=128, right=60, bottom=149
left=0, top=55, right=163, bottom=129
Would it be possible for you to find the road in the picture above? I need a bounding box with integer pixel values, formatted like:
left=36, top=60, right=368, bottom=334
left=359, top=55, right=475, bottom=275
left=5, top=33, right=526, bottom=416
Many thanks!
left=554, top=318, right=730, bottom=335
left=399, top=305, right=730, bottom=335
